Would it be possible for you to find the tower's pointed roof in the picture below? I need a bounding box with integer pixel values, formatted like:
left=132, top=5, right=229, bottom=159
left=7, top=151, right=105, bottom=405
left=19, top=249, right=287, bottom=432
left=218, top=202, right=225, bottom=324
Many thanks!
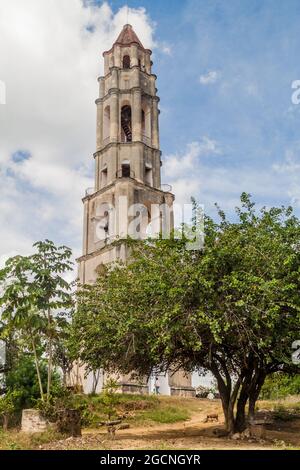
left=114, top=24, right=144, bottom=49
left=103, top=24, right=151, bottom=56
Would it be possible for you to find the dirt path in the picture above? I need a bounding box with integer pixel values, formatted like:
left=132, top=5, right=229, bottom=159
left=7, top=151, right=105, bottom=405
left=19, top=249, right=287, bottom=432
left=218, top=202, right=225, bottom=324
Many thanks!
left=41, top=400, right=300, bottom=450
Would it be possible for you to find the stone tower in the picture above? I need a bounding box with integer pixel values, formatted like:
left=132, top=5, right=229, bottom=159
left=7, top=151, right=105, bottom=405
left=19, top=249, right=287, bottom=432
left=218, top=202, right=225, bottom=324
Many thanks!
left=76, top=25, right=194, bottom=396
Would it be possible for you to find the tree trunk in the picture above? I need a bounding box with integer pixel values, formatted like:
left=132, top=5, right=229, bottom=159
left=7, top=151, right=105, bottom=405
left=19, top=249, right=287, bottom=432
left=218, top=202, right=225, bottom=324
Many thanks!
left=235, top=389, right=248, bottom=433
left=248, top=396, right=256, bottom=421
left=210, top=360, right=237, bottom=434
left=47, top=308, right=52, bottom=402
left=226, top=401, right=236, bottom=434
left=92, top=370, right=101, bottom=394
left=47, top=339, right=53, bottom=402
left=62, top=368, right=67, bottom=387
left=211, top=370, right=232, bottom=433
left=31, top=335, right=44, bottom=401
left=248, top=372, right=266, bottom=421
left=3, top=414, right=9, bottom=431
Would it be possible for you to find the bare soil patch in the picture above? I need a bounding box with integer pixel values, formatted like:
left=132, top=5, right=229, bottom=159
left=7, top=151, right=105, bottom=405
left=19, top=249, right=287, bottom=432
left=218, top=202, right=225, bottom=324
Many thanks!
left=39, top=397, right=300, bottom=450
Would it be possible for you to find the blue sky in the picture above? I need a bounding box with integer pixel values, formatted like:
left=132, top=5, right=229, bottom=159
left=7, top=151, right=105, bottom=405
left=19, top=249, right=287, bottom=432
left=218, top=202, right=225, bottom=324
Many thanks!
left=105, top=0, right=300, bottom=213
left=1, top=0, right=300, bottom=263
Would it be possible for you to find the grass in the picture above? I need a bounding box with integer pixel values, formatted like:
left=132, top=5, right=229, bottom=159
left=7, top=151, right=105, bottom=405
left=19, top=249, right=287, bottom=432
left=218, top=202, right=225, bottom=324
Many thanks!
left=0, top=428, right=65, bottom=450
left=2, top=395, right=299, bottom=450
left=73, top=392, right=161, bottom=427
left=29, top=429, right=66, bottom=447
left=0, top=394, right=193, bottom=449
left=71, top=393, right=193, bottom=428
left=255, top=397, right=300, bottom=425
left=142, top=441, right=178, bottom=450
left=257, top=396, right=300, bottom=414
left=136, top=405, right=190, bottom=424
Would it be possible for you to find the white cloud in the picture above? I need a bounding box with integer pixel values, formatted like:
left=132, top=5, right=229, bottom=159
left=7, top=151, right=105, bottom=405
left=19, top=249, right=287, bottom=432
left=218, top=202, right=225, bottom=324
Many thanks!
left=0, top=0, right=155, bottom=264
left=162, top=139, right=292, bottom=219
left=199, top=70, right=219, bottom=85
left=164, top=138, right=221, bottom=180
left=273, top=144, right=300, bottom=206
left=160, top=43, right=172, bottom=56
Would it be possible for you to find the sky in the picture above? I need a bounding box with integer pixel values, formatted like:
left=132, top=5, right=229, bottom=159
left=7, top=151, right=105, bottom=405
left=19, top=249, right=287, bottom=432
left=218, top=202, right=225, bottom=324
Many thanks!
left=1, top=0, right=300, bottom=266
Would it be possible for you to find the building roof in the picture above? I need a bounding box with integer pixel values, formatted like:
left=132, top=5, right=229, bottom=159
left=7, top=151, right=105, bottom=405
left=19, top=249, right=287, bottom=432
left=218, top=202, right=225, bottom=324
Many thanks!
left=114, top=24, right=144, bottom=49
left=103, top=24, right=150, bottom=55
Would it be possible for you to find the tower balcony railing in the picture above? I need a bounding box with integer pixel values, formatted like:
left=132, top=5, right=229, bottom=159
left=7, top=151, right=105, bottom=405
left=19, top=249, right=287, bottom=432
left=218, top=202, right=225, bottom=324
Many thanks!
left=102, top=136, right=110, bottom=146
left=142, top=133, right=151, bottom=146
left=102, top=135, right=152, bottom=146
left=85, top=187, right=95, bottom=197
left=160, top=184, right=173, bottom=193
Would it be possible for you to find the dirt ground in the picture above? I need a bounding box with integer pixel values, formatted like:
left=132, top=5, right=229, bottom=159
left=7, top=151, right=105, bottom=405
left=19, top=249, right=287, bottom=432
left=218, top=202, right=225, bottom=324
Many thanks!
left=40, top=398, right=300, bottom=450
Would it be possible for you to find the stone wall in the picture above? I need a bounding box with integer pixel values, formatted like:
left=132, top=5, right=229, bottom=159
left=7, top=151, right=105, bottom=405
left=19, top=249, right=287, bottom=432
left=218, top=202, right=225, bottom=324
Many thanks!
left=170, top=386, right=196, bottom=398
left=21, top=409, right=49, bottom=433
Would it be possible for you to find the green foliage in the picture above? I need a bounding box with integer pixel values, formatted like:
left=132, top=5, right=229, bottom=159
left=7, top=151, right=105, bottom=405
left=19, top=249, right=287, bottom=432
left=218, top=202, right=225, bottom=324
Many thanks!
left=0, top=390, right=21, bottom=429
left=0, top=391, right=19, bottom=416
left=260, top=373, right=300, bottom=400
left=44, top=393, right=188, bottom=428
left=101, top=379, right=119, bottom=421
left=0, top=240, right=73, bottom=402
left=73, top=194, right=300, bottom=433
left=6, top=355, right=61, bottom=409
left=35, top=387, right=81, bottom=422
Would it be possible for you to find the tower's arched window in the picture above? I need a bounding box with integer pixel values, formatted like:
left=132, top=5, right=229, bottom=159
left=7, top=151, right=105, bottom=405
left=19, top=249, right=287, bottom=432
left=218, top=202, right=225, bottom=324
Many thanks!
left=123, top=55, right=131, bottom=69
left=103, top=106, right=110, bottom=140
left=121, top=105, right=132, bottom=142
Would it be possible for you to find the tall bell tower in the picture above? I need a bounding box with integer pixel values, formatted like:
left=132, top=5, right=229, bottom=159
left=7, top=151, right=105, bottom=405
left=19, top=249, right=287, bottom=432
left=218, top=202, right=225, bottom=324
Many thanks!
left=77, top=25, right=194, bottom=396
left=78, top=24, right=174, bottom=285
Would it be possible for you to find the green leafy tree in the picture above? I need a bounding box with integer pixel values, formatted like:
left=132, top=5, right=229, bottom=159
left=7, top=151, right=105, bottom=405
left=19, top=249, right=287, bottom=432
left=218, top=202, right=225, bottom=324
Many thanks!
left=0, top=240, right=73, bottom=402
left=0, top=390, right=20, bottom=430
left=5, top=354, right=61, bottom=409
left=73, top=195, right=300, bottom=434
left=102, top=379, right=119, bottom=421
left=260, top=372, right=300, bottom=400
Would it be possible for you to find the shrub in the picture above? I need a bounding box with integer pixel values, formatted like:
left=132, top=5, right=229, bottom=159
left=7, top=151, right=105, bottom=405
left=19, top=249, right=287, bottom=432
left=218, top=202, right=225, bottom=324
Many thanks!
left=0, top=391, right=21, bottom=430
left=101, top=379, right=119, bottom=421
left=5, top=355, right=62, bottom=409
left=260, top=373, right=300, bottom=400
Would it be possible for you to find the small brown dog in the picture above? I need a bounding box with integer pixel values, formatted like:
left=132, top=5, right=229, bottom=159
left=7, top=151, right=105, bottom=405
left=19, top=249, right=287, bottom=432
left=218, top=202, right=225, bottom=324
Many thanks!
left=204, top=413, right=219, bottom=423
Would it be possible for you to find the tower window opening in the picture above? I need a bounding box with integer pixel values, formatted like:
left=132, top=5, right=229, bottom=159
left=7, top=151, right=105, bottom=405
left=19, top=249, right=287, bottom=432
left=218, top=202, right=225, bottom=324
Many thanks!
left=103, top=106, right=110, bottom=141
left=146, top=210, right=152, bottom=237
left=141, top=109, right=145, bottom=134
left=145, top=165, right=153, bottom=186
left=123, top=55, right=131, bottom=69
left=121, top=105, right=132, bottom=142
left=122, top=163, right=131, bottom=178
left=103, top=211, right=109, bottom=234
left=138, top=59, right=141, bottom=69
left=141, top=105, right=151, bottom=143
left=101, top=166, right=108, bottom=188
